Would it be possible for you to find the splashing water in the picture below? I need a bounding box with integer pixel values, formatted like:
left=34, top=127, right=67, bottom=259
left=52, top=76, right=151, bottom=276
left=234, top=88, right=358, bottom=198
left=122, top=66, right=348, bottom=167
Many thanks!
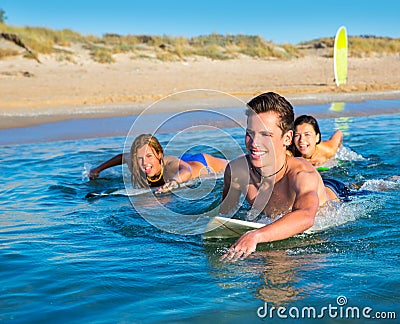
left=81, top=162, right=93, bottom=181
left=1, top=108, right=400, bottom=323
left=360, top=178, right=400, bottom=191
left=335, top=145, right=365, bottom=161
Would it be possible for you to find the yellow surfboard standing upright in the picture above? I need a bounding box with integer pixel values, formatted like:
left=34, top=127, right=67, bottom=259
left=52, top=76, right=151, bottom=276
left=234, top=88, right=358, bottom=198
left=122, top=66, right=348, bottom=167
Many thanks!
left=334, top=26, right=348, bottom=86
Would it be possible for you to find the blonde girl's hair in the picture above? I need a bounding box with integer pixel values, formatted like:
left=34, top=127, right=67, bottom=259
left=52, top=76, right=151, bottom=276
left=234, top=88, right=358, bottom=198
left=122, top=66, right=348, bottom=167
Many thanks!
left=130, top=134, right=164, bottom=188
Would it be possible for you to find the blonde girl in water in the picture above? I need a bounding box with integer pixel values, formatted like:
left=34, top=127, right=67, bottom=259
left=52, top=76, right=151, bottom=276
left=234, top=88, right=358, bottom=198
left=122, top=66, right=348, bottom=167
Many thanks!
left=90, top=134, right=228, bottom=193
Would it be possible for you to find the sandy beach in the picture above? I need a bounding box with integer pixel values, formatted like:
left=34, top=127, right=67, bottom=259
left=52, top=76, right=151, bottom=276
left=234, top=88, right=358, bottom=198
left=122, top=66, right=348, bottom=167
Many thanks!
left=1, top=46, right=400, bottom=129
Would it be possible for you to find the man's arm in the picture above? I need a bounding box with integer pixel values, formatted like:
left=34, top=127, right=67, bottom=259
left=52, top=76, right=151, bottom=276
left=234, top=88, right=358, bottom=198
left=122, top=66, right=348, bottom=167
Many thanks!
left=89, top=153, right=125, bottom=180
left=221, top=169, right=320, bottom=261
left=219, top=162, right=243, bottom=216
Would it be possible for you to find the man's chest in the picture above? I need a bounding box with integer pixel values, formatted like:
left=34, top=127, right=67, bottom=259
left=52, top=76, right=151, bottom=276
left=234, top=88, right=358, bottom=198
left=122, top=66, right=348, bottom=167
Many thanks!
left=245, top=180, right=295, bottom=215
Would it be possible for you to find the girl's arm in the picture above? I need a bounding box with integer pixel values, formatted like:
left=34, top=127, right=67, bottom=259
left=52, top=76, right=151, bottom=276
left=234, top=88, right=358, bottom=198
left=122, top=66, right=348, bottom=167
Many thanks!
left=89, top=153, right=125, bottom=180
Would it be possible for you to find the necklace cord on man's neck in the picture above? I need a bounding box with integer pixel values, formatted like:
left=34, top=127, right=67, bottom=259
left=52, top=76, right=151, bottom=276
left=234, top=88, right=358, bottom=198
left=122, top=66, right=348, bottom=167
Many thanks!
left=254, top=158, right=287, bottom=184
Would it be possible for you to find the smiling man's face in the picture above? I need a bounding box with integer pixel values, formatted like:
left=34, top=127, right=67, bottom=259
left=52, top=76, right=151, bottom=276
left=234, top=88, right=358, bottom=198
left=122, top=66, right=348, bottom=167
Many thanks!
left=246, top=111, right=292, bottom=170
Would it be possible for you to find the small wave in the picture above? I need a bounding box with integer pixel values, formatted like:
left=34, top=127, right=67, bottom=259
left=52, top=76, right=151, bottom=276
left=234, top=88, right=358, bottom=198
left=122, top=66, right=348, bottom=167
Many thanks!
left=309, top=201, right=355, bottom=233
left=240, top=200, right=357, bottom=235
left=286, top=244, right=342, bottom=256
left=335, top=146, right=365, bottom=162
left=307, top=190, right=383, bottom=234
left=316, top=146, right=364, bottom=170
left=48, top=184, right=78, bottom=195
left=360, top=178, right=400, bottom=191
left=81, top=163, right=93, bottom=182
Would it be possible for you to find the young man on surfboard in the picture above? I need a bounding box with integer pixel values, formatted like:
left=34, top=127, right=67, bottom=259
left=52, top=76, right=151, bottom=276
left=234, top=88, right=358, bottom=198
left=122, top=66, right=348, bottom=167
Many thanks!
left=220, top=92, right=340, bottom=261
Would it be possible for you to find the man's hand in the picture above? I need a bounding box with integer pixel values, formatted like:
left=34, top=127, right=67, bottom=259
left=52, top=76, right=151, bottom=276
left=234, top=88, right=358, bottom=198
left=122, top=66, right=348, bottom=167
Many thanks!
left=220, top=230, right=259, bottom=262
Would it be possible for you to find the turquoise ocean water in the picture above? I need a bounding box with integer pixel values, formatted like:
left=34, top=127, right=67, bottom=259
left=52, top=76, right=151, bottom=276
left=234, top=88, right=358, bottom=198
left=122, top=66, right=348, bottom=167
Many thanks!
left=1, top=100, right=399, bottom=323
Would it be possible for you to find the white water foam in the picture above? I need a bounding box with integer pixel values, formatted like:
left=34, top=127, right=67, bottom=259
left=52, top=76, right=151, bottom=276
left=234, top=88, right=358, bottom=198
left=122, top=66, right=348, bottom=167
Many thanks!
left=335, top=146, right=365, bottom=161
left=82, top=163, right=93, bottom=182
left=254, top=192, right=378, bottom=236
left=360, top=178, right=400, bottom=191
left=309, top=201, right=357, bottom=233
left=317, top=146, right=364, bottom=169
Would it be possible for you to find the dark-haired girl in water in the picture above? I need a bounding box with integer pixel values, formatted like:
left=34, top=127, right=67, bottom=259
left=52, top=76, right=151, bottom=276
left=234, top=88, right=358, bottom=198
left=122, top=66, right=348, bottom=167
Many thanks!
left=289, top=115, right=343, bottom=166
left=89, top=134, right=228, bottom=193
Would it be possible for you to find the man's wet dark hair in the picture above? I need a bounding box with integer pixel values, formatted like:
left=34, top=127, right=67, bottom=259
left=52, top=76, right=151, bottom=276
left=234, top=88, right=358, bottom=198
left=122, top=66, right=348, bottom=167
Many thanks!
left=246, top=92, right=294, bottom=135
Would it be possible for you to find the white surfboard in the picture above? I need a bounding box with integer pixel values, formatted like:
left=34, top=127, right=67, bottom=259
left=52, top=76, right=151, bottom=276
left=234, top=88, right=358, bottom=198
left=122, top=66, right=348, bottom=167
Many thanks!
left=203, top=216, right=264, bottom=239
left=85, top=188, right=151, bottom=198
left=85, top=179, right=202, bottom=198
left=203, top=216, right=330, bottom=239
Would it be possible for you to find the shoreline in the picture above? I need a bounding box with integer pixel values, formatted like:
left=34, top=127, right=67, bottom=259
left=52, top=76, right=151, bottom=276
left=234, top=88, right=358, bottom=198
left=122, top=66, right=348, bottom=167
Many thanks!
left=1, top=89, right=400, bottom=130
left=2, top=94, right=399, bottom=146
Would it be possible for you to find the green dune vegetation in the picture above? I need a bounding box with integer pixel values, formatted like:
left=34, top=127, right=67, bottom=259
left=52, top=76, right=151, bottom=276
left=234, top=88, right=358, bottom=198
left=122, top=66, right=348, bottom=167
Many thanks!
left=1, top=23, right=399, bottom=63
left=300, top=35, right=400, bottom=58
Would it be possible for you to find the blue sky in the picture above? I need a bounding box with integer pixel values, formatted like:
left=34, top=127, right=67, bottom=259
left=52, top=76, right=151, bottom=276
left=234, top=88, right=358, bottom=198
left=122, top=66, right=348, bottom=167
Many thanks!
left=1, top=0, right=399, bottom=44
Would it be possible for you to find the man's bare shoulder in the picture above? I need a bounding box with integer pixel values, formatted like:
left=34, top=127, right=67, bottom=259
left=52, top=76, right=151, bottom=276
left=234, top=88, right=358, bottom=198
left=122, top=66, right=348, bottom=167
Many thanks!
left=287, top=156, right=318, bottom=177
left=288, top=156, right=314, bottom=169
left=287, top=156, right=322, bottom=193
left=227, top=154, right=248, bottom=168
left=226, top=155, right=251, bottom=184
